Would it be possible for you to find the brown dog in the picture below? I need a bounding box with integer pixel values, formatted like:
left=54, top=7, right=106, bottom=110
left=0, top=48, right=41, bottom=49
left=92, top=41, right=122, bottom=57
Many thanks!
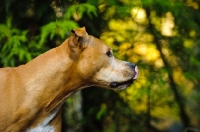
left=0, top=27, right=138, bottom=132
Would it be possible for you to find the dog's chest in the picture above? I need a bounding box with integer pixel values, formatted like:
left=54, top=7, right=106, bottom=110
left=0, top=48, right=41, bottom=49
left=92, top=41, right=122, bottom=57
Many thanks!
left=26, top=108, right=59, bottom=132
left=26, top=125, right=54, bottom=132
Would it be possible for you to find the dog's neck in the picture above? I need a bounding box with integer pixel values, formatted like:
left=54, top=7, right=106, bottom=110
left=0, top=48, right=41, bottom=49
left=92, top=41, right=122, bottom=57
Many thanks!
left=19, top=40, right=86, bottom=113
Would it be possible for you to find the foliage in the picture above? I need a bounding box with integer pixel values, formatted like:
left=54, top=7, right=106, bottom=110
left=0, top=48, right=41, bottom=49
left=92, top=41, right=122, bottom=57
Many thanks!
left=0, top=1, right=96, bottom=66
left=1, top=0, right=200, bottom=132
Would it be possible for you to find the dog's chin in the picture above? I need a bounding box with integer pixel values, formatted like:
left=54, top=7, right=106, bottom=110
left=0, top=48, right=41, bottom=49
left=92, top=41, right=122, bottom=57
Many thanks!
left=109, top=79, right=134, bottom=90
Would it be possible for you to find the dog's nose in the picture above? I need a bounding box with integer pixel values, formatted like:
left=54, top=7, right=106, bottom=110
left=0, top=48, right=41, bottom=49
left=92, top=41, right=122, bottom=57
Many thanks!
left=127, top=63, right=136, bottom=70
left=127, top=63, right=138, bottom=80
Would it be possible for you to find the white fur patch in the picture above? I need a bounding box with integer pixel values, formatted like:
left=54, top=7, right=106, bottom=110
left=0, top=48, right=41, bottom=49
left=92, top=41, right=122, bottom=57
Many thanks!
left=26, top=106, right=60, bottom=132
left=26, top=125, right=54, bottom=132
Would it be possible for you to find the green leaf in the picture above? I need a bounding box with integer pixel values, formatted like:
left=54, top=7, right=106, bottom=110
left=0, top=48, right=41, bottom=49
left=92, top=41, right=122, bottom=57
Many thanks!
left=64, top=3, right=97, bottom=19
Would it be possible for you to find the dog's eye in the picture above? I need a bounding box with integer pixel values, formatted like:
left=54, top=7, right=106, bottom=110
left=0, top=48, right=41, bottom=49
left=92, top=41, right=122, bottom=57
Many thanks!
left=106, top=50, right=113, bottom=57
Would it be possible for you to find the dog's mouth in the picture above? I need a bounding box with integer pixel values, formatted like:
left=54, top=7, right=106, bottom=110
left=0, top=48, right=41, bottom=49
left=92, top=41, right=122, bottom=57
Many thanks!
left=110, top=79, right=134, bottom=90
left=109, top=66, right=138, bottom=90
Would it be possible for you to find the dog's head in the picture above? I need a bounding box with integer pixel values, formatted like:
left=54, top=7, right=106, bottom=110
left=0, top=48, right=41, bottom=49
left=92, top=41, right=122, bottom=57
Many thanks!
left=68, top=27, right=138, bottom=90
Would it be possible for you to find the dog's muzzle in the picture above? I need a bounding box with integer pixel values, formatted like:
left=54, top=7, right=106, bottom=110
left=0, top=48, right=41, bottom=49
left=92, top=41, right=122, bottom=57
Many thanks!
left=110, top=63, right=138, bottom=88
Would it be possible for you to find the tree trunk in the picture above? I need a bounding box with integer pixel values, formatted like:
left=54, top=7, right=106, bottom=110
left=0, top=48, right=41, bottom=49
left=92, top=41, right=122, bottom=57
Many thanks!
left=145, top=7, right=190, bottom=128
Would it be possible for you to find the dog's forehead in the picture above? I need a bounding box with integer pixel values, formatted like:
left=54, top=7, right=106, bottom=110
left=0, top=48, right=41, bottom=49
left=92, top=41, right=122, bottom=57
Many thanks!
left=89, top=36, right=110, bottom=50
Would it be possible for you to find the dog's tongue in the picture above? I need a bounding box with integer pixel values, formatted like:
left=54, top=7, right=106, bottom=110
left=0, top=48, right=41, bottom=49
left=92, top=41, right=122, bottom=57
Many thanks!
left=133, top=66, right=138, bottom=80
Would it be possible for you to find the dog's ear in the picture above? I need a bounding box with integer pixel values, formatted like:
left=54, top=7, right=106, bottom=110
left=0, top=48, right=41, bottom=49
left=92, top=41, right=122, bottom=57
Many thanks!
left=71, top=27, right=87, bottom=37
left=69, top=27, right=88, bottom=52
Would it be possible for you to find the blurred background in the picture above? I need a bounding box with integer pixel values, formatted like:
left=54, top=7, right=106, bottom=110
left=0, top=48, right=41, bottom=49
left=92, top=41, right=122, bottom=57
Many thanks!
left=0, top=0, right=200, bottom=131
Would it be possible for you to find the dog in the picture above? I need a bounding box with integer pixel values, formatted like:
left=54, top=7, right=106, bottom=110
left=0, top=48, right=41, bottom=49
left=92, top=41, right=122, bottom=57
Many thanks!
left=0, top=27, right=138, bottom=132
